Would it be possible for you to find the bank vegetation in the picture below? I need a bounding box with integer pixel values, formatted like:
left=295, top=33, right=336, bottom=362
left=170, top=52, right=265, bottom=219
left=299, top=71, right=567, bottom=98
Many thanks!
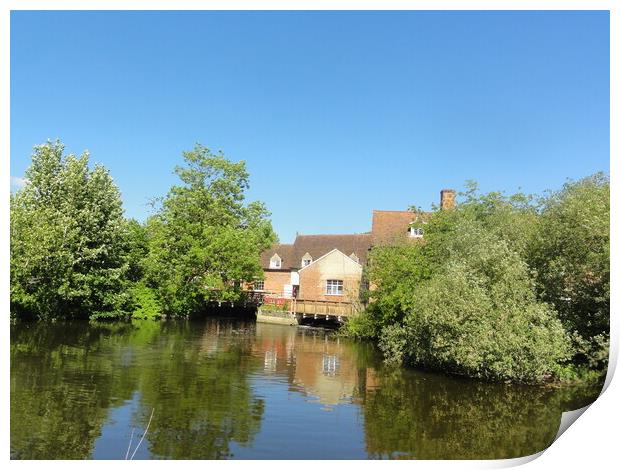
left=11, top=140, right=609, bottom=384
left=345, top=176, right=609, bottom=384
left=10, top=140, right=276, bottom=321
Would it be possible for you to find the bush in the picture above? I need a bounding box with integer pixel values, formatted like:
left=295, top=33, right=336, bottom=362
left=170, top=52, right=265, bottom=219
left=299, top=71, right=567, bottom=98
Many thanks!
left=343, top=242, right=430, bottom=339
left=130, top=283, right=163, bottom=320
left=529, top=173, right=609, bottom=370
left=363, top=177, right=609, bottom=383
left=378, top=222, right=572, bottom=383
left=259, top=301, right=289, bottom=312
left=386, top=261, right=571, bottom=383
left=342, top=310, right=381, bottom=339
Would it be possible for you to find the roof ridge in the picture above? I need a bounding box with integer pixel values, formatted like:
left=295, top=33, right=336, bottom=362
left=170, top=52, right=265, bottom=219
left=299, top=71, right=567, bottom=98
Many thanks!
left=372, top=209, right=414, bottom=213
left=296, top=232, right=371, bottom=237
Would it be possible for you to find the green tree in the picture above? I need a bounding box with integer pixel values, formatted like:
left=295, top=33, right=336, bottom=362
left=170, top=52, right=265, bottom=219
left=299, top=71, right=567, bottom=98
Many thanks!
left=346, top=242, right=430, bottom=339
left=379, top=223, right=571, bottom=383
left=349, top=182, right=588, bottom=383
left=143, top=144, right=276, bottom=316
left=10, top=140, right=129, bottom=320
left=529, top=173, right=610, bottom=370
left=124, top=218, right=149, bottom=282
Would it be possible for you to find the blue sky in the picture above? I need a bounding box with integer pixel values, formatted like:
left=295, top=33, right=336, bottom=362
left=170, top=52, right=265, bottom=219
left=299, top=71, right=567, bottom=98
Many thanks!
left=11, top=11, right=609, bottom=243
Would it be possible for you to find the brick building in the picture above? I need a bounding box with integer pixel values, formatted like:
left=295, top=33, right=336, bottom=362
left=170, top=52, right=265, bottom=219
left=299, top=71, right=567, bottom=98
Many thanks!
left=257, top=189, right=455, bottom=305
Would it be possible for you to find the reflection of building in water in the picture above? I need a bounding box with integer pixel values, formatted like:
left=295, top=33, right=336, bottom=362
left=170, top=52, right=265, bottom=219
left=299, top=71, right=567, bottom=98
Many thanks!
left=264, top=350, right=277, bottom=372
left=251, top=323, right=298, bottom=379
left=200, top=323, right=223, bottom=356
left=322, top=354, right=339, bottom=376
left=292, top=332, right=358, bottom=406
left=251, top=323, right=380, bottom=407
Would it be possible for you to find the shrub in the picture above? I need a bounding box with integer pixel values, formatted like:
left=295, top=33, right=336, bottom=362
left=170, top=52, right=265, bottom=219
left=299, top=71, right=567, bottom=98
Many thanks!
left=379, top=225, right=572, bottom=383
left=529, top=173, right=609, bottom=370
left=130, top=283, right=163, bottom=320
left=342, top=310, right=381, bottom=339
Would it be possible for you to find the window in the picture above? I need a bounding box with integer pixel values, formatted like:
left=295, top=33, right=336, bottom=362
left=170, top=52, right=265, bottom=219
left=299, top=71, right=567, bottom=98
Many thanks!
left=301, top=253, right=313, bottom=267
left=322, top=354, right=340, bottom=376
left=326, top=279, right=343, bottom=295
left=253, top=280, right=265, bottom=291
left=349, top=252, right=359, bottom=263
left=270, top=254, right=282, bottom=269
left=409, top=227, right=424, bottom=237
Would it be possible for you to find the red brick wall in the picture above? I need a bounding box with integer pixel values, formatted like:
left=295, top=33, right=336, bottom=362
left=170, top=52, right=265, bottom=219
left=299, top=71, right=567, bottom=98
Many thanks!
left=298, top=251, right=362, bottom=303
left=263, top=270, right=292, bottom=296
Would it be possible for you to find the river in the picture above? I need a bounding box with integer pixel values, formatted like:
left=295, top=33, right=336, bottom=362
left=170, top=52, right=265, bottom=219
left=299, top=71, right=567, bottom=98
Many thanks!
left=10, top=318, right=601, bottom=460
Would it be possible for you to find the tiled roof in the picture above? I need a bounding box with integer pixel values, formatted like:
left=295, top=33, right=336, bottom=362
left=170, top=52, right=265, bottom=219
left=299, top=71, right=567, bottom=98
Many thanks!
left=260, top=243, right=294, bottom=269
left=261, top=205, right=437, bottom=270
left=370, top=210, right=431, bottom=244
left=260, top=233, right=372, bottom=270
left=292, top=234, right=372, bottom=267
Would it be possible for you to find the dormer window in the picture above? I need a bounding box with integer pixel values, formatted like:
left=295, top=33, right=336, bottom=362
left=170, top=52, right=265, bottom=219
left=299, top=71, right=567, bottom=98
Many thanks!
left=349, top=252, right=360, bottom=263
left=408, top=227, right=424, bottom=238
left=301, top=253, right=313, bottom=267
left=270, top=254, right=282, bottom=269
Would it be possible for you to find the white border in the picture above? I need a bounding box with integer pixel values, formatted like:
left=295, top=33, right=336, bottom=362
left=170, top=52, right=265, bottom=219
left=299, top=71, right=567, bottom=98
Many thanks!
left=2, top=3, right=616, bottom=469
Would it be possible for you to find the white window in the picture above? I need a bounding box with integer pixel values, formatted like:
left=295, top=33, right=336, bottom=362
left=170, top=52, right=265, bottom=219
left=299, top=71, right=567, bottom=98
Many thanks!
left=253, top=280, right=265, bottom=291
left=301, top=253, right=313, bottom=267
left=322, top=354, right=340, bottom=376
left=409, top=227, right=424, bottom=237
left=270, top=254, right=282, bottom=269
left=349, top=252, right=359, bottom=263
left=326, top=279, right=343, bottom=295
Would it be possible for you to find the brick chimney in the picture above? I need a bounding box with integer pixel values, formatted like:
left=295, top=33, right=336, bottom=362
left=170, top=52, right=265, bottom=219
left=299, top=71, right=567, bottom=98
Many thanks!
left=440, top=189, right=456, bottom=210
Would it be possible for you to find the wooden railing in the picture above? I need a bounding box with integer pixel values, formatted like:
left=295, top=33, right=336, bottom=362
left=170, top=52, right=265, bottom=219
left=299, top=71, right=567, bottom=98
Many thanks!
left=291, top=299, right=355, bottom=317
left=252, top=291, right=358, bottom=318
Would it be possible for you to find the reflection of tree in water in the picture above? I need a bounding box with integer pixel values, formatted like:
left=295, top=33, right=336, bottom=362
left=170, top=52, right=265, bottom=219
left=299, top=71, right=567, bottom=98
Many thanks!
left=135, top=321, right=264, bottom=459
left=10, top=320, right=265, bottom=459
left=11, top=320, right=602, bottom=460
left=10, top=322, right=140, bottom=459
left=358, top=367, right=601, bottom=460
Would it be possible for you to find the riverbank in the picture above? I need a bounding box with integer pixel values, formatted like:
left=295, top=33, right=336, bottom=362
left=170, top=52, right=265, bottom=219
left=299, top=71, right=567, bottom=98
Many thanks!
left=256, top=309, right=298, bottom=326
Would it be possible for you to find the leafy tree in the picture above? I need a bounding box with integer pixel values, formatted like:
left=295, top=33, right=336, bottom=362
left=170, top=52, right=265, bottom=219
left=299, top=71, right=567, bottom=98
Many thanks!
left=124, top=219, right=149, bottom=282
left=346, top=180, right=608, bottom=383
left=421, top=181, right=539, bottom=268
left=129, top=282, right=163, bottom=320
left=143, top=144, right=276, bottom=316
left=10, top=140, right=129, bottom=320
left=379, top=223, right=571, bottom=383
left=346, top=242, right=430, bottom=339
left=529, top=173, right=610, bottom=370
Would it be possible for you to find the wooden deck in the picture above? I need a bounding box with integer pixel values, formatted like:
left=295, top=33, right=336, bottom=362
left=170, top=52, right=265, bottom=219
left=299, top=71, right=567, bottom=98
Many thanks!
left=255, top=291, right=359, bottom=323
left=291, top=298, right=355, bottom=317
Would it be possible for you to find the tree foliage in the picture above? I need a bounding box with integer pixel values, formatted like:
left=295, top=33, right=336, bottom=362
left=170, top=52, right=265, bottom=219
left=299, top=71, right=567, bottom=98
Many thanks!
left=10, top=141, right=129, bottom=320
left=529, top=173, right=610, bottom=370
left=142, top=144, right=276, bottom=316
left=379, top=225, right=571, bottom=383
left=346, top=175, right=609, bottom=383
left=11, top=141, right=276, bottom=321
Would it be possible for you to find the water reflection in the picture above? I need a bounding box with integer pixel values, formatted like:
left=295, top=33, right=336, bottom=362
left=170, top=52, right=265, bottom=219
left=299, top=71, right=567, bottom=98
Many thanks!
left=10, top=319, right=601, bottom=460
